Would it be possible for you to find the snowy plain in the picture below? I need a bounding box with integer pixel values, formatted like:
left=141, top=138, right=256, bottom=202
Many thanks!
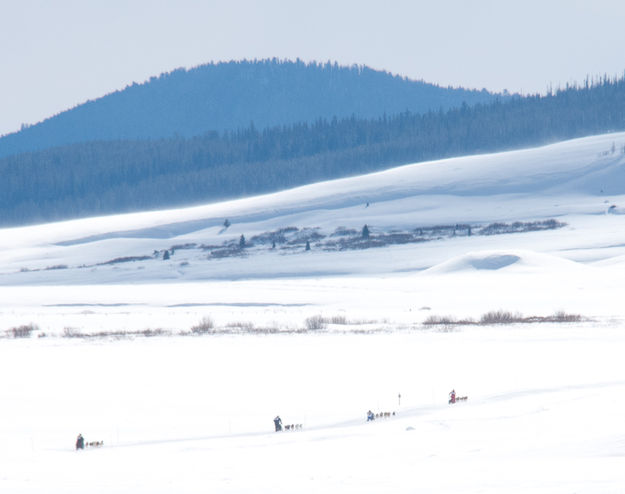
left=2, top=132, right=625, bottom=492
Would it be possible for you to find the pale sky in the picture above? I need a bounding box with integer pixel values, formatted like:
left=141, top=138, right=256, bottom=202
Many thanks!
left=2, top=0, right=625, bottom=136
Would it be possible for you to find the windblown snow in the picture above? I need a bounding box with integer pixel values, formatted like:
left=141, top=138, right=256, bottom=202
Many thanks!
left=425, top=249, right=587, bottom=274
left=2, top=132, right=625, bottom=493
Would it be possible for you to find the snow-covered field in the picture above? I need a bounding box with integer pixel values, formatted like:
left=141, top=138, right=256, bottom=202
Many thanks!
left=2, top=132, right=625, bottom=492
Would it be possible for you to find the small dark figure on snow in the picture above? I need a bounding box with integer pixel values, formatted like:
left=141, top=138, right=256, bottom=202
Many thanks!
left=75, top=433, right=85, bottom=450
left=449, top=389, right=456, bottom=404
left=274, top=415, right=282, bottom=432
left=367, top=410, right=375, bottom=422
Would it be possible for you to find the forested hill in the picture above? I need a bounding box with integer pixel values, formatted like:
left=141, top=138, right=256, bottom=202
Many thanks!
left=3, top=75, right=625, bottom=227
left=0, top=59, right=498, bottom=158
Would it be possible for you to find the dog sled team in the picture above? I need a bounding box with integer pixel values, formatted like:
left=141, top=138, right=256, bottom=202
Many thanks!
left=274, top=388, right=469, bottom=434
left=448, top=389, right=468, bottom=404
left=366, top=389, right=468, bottom=422
left=75, top=434, right=103, bottom=450
left=366, top=410, right=395, bottom=421
left=273, top=415, right=302, bottom=432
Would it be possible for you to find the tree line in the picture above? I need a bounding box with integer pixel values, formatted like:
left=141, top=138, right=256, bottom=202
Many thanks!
left=2, top=74, right=625, bottom=226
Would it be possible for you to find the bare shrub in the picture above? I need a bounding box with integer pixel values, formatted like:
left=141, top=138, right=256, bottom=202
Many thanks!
left=63, top=327, right=169, bottom=339
left=329, top=315, right=348, bottom=325
left=191, top=316, right=215, bottom=334
left=63, top=327, right=83, bottom=338
left=140, top=328, right=167, bottom=337
left=424, top=310, right=584, bottom=328
left=249, top=326, right=281, bottom=334
left=45, top=264, right=68, bottom=270
left=331, top=227, right=358, bottom=237
left=479, top=310, right=518, bottom=325
left=305, top=315, right=326, bottom=330
left=479, top=219, right=565, bottom=236
left=251, top=226, right=298, bottom=245
left=209, top=247, right=244, bottom=259
left=423, top=315, right=458, bottom=326
left=225, top=321, right=255, bottom=332
left=9, top=323, right=38, bottom=338
left=551, top=311, right=582, bottom=322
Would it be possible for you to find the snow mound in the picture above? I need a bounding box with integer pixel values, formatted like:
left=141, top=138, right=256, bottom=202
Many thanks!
left=424, top=250, right=583, bottom=274
left=468, top=253, right=521, bottom=270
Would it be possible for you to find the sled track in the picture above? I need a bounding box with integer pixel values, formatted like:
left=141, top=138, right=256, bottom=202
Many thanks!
left=65, top=380, right=625, bottom=452
left=97, top=404, right=445, bottom=451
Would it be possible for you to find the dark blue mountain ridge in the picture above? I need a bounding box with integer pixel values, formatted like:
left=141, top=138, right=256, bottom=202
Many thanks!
left=0, top=58, right=501, bottom=158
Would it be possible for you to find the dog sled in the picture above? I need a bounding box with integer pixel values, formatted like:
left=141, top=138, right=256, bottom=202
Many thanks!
left=75, top=434, right=104, bottom=450
left=274, top=415, right=303, bottom=432
left=449, top=396, right=468, bottom=404
left=367, top=410, right=396, bottom=421
left=448, top=389, right=468, bottom=404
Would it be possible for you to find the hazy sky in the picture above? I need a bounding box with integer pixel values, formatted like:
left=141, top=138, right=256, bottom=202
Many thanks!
left=2, top=0, right=625, bottom=136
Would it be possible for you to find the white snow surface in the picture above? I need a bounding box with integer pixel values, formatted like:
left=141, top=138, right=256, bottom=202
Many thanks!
left=2, top=132, right=625, bottom=492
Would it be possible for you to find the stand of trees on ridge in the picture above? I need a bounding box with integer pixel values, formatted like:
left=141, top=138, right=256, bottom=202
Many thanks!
left=2, top=74, right=625, bottom=226
left=0, top=59, right=498, bottom=159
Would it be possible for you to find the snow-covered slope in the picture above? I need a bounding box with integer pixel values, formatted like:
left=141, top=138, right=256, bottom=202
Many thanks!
left=2, top=132, right=625, bottom=493
left=1, top=131, right=625, bottom=329
left=2, top=131, right=625, bottom=281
